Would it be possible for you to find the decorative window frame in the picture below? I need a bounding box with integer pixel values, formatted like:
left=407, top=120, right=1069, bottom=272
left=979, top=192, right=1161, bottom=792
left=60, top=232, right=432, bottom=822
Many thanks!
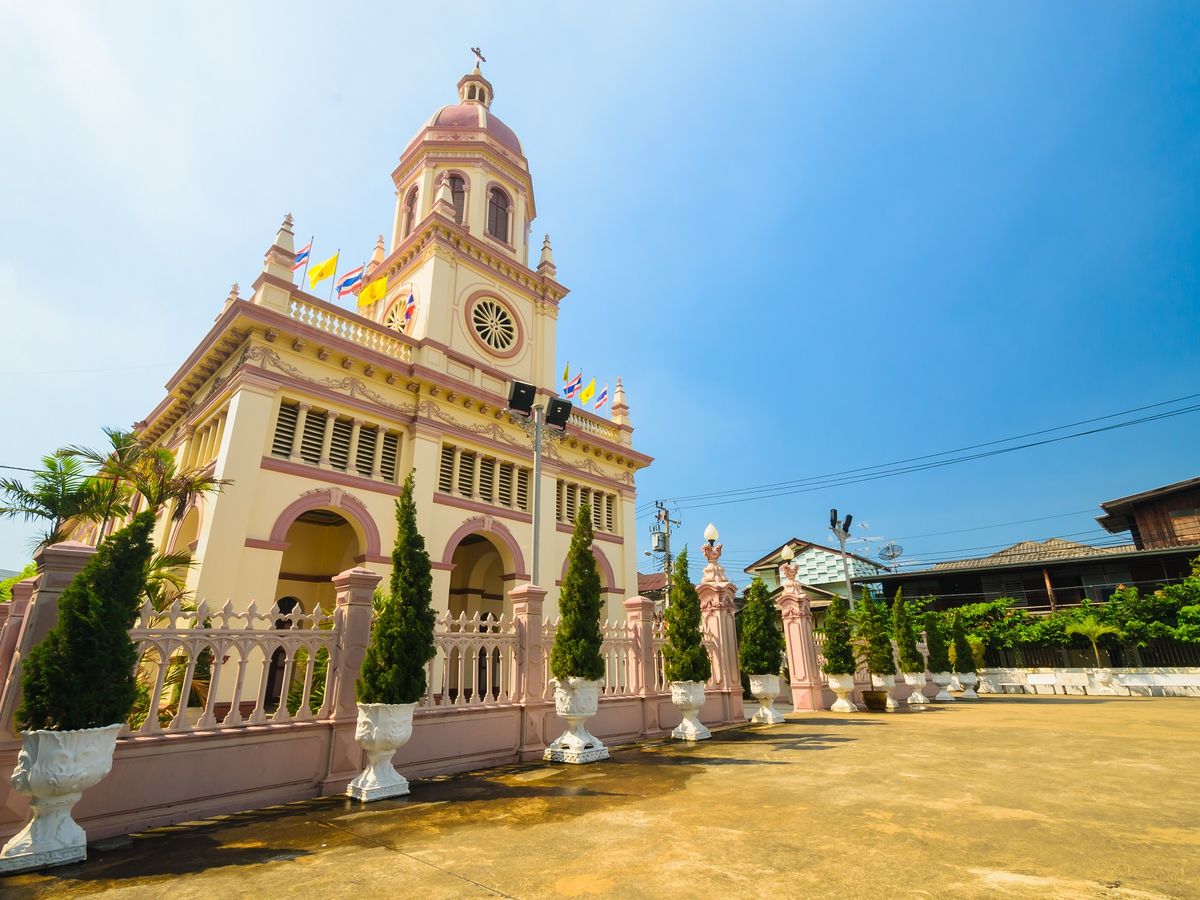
left=441, top=169, right=471, bottom=227
left=484, top=181, right=514, bottom=248
left=463, top=289, right=523, bottom=359
left=383, top=288, right=416, bottom=335
left=402, top=185, right=420, bottom=238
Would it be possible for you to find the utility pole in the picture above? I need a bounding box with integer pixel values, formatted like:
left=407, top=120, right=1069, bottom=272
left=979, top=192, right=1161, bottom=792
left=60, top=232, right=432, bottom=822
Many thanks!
left=656, top=500, right=680, bottom=603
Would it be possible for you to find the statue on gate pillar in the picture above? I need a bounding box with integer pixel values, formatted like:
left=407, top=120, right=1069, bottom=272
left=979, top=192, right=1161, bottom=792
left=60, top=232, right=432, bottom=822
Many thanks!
left=775, top=545, right=826, bottom=711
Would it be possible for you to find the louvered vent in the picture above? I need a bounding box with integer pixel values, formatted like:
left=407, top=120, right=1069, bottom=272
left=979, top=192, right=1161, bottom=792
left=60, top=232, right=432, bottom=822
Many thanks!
left=479, top=457, right=496, bottom=503
left=516, top=468, right=530, bottom=512
left=555, top=480, right=564, bottom=521
left=380, top=432, right=400, bottom=483
left=329, top=418, right=353, bottom=471
left=299, top=411, right=325, bottom=464
left=605, top=495, right=615, bottom=533
left=457, top=451, right=476, bottom=497
left=271, top=402, right=299, bottom=457
left=497, top=462, right=514, bottom=507
left=438, top=445, right=456, bottom=493
left=356, top=426, right=377, bottom=477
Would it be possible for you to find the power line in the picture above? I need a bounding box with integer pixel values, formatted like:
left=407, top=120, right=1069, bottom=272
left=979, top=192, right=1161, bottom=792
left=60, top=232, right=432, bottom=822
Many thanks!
left=0, top=363, right=172, bottom=376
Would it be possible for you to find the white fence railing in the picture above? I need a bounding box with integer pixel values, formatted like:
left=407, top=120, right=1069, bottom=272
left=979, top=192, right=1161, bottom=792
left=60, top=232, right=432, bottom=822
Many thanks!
left=422, top=612, right=517, bottom=708
left=288, top=297, right=413, bottom=363
left=129, top=599, right=337, bottom=736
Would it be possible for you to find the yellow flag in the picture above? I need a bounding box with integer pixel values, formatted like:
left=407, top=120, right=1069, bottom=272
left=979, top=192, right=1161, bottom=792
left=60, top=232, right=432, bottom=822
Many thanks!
left=562, top=361, right=570, bottom=384
left=579, top=378, right=596, bottom=404
left=308, top=252, right=339, bottom=289
left=358, top=275, right=388, bottom=308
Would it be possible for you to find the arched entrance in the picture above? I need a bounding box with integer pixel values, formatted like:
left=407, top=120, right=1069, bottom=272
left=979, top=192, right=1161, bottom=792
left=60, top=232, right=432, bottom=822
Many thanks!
left=443, top=530, right=517, bottom=702
left=273, top=509, right=361, bottom=613
left=448, top=533, right=508, bottom=620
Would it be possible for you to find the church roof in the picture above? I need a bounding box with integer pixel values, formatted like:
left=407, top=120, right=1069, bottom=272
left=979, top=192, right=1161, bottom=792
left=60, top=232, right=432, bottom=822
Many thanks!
left=418, top=103, right=523, bottom=155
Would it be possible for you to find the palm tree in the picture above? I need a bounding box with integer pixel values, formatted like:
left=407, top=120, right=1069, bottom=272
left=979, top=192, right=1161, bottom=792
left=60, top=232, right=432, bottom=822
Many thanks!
left=1065, top=615, right=1121, bottom=667
left=0, top=455, right=107, bottom=549
left=126, top=447, right=228, bottom=517
left=62, top=427, right=143, bottom=539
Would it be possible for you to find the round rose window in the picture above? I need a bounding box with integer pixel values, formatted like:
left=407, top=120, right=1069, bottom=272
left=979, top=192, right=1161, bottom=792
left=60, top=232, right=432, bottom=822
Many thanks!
left=471, top=298, right=517, bottom=352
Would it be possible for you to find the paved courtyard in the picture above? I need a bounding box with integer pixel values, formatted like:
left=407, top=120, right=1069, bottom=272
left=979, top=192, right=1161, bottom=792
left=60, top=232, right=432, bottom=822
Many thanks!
left=6, top=696, right=1199, bottom=899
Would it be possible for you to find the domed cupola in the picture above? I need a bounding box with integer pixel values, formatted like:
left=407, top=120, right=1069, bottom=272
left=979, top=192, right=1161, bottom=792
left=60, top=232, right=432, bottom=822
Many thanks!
left=458, top=64, right=493, bottom=108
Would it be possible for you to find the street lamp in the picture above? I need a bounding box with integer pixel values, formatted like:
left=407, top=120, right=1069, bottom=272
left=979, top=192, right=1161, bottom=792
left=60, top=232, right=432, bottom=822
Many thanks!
left=830, top=508, right=856, bottom=610
left=704, top=522, right=719, bottom=545
left=508, top=380, right=572, bottom=585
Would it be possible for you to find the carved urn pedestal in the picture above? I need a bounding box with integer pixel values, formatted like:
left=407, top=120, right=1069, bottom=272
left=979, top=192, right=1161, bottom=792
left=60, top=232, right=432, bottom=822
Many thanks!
left=347, top=702, right=415, bottom=801
left=670, top=681, right=711, bottom=741
left=958, top=672, right=980, bottom=700
left=869, top=673, right=900, bottom=712
left=826, top=673, right=858, bottom=712
left=931, top=672, right=955, bottom=701
left=0, top=723, right=122, bottom=873
left=904, top=672, right=931, bottom=706
left=748, top=674, right=784, bottom=725
left=545, top=677, right=609, bottom=764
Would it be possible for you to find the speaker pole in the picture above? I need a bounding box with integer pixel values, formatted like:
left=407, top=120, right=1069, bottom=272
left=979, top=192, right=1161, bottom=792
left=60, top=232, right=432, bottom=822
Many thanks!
left=532, top=402, right=544, bottom=585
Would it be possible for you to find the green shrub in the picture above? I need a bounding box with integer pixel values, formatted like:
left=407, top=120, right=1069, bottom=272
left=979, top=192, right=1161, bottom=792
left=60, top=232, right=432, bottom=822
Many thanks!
left=858, top=591, right=896, bottom=677
left=357, top=472, right=436, bottom=705
left=924, top=612, right=951, bottom=672
left=550, top=501, right=605, bottom=681
left=891, top=589, right=925, bottom=674
left=820, top=595, right=856, bottom=676
left=0, top=562, right=36, bottom=603
left=738, top=577, right=783, bottom=676
left=951, top=612, right=976, bottom=674
left=18, top=511, right=156, bottom=731
left=661, top=548, right=712, bottom=683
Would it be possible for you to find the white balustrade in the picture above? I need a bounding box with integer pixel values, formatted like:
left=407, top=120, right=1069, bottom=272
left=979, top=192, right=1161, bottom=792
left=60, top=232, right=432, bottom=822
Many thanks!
left=128, top=599, right=337, bottom=736
left=422, top=612, right=518, bottom=707
left=288, top=297, right=413, bottom=363
left=571, top=414, right=621, bottom=443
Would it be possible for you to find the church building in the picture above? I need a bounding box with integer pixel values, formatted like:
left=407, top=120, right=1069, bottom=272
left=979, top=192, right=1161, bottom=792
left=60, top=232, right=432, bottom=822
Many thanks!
left=134, top=64, right=652, bottom=621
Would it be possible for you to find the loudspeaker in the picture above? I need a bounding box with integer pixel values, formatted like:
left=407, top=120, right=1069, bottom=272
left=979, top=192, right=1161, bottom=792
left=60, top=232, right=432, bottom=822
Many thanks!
left=546, top=397, right=572, bottom=428
left=508, top=381, right=535, bottom=414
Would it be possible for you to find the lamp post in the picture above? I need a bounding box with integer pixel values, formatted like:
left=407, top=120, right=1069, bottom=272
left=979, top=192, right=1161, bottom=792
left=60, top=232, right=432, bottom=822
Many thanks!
left=508, top=382, right=571, bottom=585
left=830, top=508, right=856, bottom=610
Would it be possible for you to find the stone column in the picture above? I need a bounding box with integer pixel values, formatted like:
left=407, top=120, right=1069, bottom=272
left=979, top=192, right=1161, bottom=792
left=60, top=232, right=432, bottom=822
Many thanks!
left=777, top=584, right=827, bottom=711
left=289, top=403, right=310, bottom=462
left=697, top=577, right=744, bottom=725
left=624, top=595, right=661, bottom=737
left=510, top=583, right=552, bottom=760
left=0, top=542, right=97, bottom=739
left=320, top=566, right=380, bottom=795
left=317, top=410, right=337, bottom=469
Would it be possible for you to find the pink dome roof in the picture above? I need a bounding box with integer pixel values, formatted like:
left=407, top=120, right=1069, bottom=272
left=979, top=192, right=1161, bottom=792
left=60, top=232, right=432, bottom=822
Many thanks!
left=415, top=103, right=523, bottom=156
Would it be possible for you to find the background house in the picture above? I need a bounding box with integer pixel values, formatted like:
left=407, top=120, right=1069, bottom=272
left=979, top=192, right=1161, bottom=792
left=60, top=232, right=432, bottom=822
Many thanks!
left=744, top=539, right=885, bottom=619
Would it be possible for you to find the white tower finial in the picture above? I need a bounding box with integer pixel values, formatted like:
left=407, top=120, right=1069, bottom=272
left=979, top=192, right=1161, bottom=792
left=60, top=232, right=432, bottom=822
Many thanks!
left=537, top=234, right=556, bottom=277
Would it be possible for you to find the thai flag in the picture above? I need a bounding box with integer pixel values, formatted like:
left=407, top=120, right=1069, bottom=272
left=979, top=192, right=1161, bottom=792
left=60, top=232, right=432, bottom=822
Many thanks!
left=336, top=265, right=365, bottom=298
left=564, top=372, right=583, bottom=400
left=291, top=241, right=312, bottom=271
left=403, top=293, right=416, bottom=323
left=594, top=384, right=609, bottom=411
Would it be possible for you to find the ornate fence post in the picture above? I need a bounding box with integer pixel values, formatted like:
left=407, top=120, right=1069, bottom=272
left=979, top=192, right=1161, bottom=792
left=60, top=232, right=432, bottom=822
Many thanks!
left=696, top=540, right=745, bottom=725
left=776, top=583, right=827, bottom=712
left=510, top=583, right=551, bottom=760
left=320, top=566, right=380, bottom=794
left=0, top=542, right=96, bottom=739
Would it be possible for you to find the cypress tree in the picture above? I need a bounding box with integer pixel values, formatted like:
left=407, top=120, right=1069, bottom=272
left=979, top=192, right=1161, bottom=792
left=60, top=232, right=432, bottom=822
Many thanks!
left=951, top=611, right=976, bottom=674
left=738, top=577, right=784, bottom=676
left=662, top=548, right=712, bottom=683
left=820, top=595, right=856, bottom=676
left=550, top=500, right=605, bottom=681
left=892, top=589, right=925, bottom=674
left=924, top=611, right=952, bottom=673
left=18, top=511, right=156, bottom=731
left=357, top=471, right=436, bottom=704
left=860, top=590, right=896, bottom=677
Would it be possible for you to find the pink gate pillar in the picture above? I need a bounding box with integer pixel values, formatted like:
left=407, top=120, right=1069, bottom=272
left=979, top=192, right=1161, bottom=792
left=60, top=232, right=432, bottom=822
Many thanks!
left=777, top=584, right=826, bottom=711
left=320, top=566, right=380, bottom=795
left=0, top=541, right=96, bottom=739
left=624, top=595, right=662, bottom=733
left=510, top=583, right=552, bottom=761
left=697, top=543, right=745, bottom=724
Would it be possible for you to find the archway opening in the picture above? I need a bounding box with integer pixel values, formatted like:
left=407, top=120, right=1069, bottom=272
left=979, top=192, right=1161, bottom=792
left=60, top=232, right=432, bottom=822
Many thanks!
left=446, top=533, right=508, bottom=701
left=274, top=509, right=360, bottom=614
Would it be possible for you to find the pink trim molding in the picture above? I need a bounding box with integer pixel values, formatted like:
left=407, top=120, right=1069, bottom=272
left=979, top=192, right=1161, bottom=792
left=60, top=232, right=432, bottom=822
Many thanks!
left=441, top=517, right=529, bottom=580
left=267, top=488, right=383, bottom=559
left=433, top=491, right=533, bottom=524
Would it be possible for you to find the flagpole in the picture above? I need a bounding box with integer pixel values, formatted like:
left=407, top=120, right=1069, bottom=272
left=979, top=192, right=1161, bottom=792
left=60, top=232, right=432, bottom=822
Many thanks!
left=298, top=235, right=313, bottom=292
left=327, top=250, right=340, bottom=303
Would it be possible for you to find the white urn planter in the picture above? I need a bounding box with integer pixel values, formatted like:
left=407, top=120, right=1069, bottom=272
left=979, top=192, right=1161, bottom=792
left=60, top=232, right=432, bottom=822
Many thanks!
left=747, top=674, right=784, bottom=725
left=931, top=672, right=955, bottom=702
left=949, top=673, right=964, bottom=692
left=958, top=672, right=979, bottom=700
left=544, top=677, right=609, bottom=763
left=903, top=671, right=931, bottom=706
left=0, top=723, right=121, bottom=873
left=826, top=673, right=858, bottom=712
left=346, top=702, right=416, bottom=801
left=670, top=680, right=711, bottom=741
left=871, top=673, right=901, bottom=711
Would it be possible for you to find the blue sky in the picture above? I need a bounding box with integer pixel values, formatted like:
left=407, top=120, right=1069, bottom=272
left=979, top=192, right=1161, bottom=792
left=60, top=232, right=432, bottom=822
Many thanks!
left=0, top=3, right=1197, bottom=585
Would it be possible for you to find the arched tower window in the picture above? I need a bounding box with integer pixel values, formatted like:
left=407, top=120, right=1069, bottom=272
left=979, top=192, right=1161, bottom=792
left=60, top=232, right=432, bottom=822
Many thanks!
left=487, top=188, right=510, bottom=243
left=449, top=175, right=466, bottom=225
left=403, top=187, right=418, bottom=238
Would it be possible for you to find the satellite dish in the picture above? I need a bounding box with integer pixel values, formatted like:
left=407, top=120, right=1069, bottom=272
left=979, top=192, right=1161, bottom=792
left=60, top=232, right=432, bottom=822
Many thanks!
left=879, top=542, right=904, bottom=563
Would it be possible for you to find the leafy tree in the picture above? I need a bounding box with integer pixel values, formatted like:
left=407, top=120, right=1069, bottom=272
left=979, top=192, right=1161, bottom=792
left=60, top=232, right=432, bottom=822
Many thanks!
left=62, top=427, right=142, bottom=536
left=661, top=548, right=712, bottom=684
left=126, top=446, right=228, bottom=517
left=950, top=612, right=976, bottom=674
left=891, top=589, right=925, bottom=674
left=820, top=595, right=857, bottom=676
left=357, top=472, right=437, bottom=704
left=549, top=501, right=606, bottom=681
left=923, top=612, right=952, bottom=672
left=1065, top=615, right=1120, bottom=667
left=738, top=577, right=783, bottom=676
left=0, top=562, right=36, bottom=603
left=858, top=590, right=896, bottom=677
left=0, top=455, right=106, bottom=549
left=18, top=511, right=156, bottom=731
